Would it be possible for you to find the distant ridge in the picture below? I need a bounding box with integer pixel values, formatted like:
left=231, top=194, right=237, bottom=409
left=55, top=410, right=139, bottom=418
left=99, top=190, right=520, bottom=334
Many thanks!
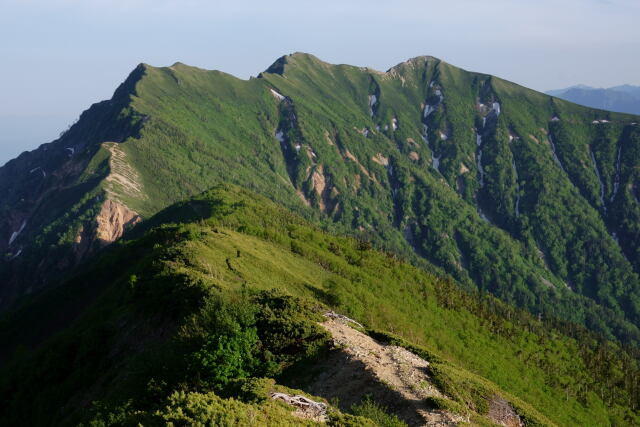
left=547, top=84, right=640, bottom=114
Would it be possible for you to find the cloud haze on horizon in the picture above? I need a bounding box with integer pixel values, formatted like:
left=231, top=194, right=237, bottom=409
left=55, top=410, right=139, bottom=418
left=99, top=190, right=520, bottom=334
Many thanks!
left=1, top=0, right=639, bottom=164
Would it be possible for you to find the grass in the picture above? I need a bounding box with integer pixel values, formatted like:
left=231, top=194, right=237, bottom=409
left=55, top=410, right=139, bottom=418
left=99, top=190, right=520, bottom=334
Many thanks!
left=4, top=52, right=640, bottom=347
left=1, top=185, right=638, bottom=426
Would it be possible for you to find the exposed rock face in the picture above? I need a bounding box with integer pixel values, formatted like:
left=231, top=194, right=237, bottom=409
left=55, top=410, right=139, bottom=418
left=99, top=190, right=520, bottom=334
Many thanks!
left=311, top=165, right=327, bottom=196
left=301, top=316, right=467, bottom=426
left=96, top=199, right=141, bottom=245
left=372, top=153, right=389, bottom=166
left=488, top=396, right=524, bottom=427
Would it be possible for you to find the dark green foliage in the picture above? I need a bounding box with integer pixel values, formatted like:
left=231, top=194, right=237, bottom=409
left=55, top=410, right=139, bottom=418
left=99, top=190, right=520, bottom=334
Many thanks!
left=189, top=326, right=262, bottom=389
left=186, top=289, right=330, bottom=390
left=253, top=290, right=330, bottom=368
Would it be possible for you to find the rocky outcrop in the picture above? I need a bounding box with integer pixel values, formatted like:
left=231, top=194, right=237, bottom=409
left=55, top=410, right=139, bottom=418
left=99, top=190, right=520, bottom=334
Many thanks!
left=95, top=199, right=141, bottom=246
left=301, top=315, right=467, bottom=426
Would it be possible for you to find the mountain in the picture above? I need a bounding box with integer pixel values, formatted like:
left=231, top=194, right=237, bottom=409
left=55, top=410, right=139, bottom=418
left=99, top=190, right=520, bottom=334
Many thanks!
left=547, top=84, right=640, bottom=115
left=1, top=185, right=637, bottom=425
left=611, top=85, right=640, bottom=98
left=546, top=84, right=593, bottom=97
left=2, top=53, right=640, bottom=347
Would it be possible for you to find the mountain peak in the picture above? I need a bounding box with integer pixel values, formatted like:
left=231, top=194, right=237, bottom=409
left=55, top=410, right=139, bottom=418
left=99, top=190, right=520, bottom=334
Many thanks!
left=386, top=55, right=441, bottom=74
left=263, top=52, right=326, bottom=75
left=111, top=62, right=148, bottom=102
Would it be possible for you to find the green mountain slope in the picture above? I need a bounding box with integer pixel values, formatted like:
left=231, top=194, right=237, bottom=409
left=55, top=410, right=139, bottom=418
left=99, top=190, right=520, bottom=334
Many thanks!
left=1, top=186, right=638, bottom=426
left=1, top=53, right=640, bottom=345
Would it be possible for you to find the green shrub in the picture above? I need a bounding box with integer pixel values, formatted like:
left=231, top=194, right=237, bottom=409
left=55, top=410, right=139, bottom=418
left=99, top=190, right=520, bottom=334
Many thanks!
left=350, top=395, right=407, bottom=427
left=233, top=377, right=275, bottom=403
left=189, top=328, right=261, bottom=389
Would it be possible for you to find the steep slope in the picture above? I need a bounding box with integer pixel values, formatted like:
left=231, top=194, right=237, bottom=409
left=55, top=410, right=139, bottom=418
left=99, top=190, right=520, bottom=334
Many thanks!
left=1, top=54, right=640, bottom=346
left=1, top=186, right=637, bottom=426
left=0, top=65, right=147, bottom=304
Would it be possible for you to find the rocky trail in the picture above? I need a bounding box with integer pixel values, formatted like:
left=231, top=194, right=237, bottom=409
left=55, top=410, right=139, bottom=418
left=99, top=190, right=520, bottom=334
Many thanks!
left=295, top=314, right=467, bottom=426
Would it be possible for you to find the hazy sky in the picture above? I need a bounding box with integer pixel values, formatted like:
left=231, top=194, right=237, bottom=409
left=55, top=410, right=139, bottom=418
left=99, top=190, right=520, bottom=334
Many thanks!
left=1, top=0, right=639, bottom=165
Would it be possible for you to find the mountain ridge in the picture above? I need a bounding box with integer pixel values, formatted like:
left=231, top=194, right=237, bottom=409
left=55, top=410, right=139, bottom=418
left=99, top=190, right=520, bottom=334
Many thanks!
left=1, top=53, right=639, bottom=346
left=546, top=84, right=640, bottom=115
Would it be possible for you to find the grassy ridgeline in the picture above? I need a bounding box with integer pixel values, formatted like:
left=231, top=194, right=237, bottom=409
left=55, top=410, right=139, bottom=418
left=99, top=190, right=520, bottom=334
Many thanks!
left=0, top=185, right=637, bottom=426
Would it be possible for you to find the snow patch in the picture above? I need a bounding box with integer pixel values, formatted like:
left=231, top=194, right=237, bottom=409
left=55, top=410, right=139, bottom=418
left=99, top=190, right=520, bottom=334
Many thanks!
left=590, top=149, right=606, bottom=211
left=29, top=166, right=46, bottom=177
left=368, top=94, right=377, bottom=117
left=611, top=145, right=622, bottom=201
left=476, top=131, right=485, bottom=188
left=423, top=104, right=436, bottom=118
left=295, top=144, right=301, bottom=153
left=548, top=134, right=566, bottom=172
left=439, top=131, right=448, bottom=140
left=422, top=124, right=429, bottom=144
left=492, top=102, right=501, bottom=116
left=512, top=159, right=521, bottom=217
left=8, top=220, right=26, bottom=245
left=435, top=89, right=444, bottom=103
left=391, top=117, right=398, bottom=131
left=431, top=151, right=441, bottom=172
left=275, top=130, right=285, bottom=143
left=270, top=88, right=285, bottom=101
left=9, top=249, right=22, bottom=260
left=66, top=147, right=75, bottom=156
left=477, top=150, right=485, bottom=188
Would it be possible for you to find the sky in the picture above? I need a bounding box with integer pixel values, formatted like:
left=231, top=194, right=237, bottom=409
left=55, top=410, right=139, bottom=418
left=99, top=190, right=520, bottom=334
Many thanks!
left=1, top=0, right=639, bottom=165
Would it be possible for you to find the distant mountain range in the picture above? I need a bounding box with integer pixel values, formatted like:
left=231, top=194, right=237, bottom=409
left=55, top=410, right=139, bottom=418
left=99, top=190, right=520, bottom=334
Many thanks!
left=547, top=84, right=640, bottom=114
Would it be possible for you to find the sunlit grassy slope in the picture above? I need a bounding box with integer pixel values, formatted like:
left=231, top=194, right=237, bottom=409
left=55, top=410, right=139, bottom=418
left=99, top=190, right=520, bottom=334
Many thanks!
left=1, top=185, right=638, bottom=426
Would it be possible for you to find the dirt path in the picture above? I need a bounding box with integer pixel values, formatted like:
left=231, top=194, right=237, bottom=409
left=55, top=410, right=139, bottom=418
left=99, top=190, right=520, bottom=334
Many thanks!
left=103, top=142, right=145, bottom=201
left=303, top=317, right=466, bottom=426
